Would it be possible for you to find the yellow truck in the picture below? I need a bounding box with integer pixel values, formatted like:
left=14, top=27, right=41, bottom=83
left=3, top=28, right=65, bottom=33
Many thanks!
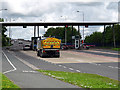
left=37, top=37, right=61, bottom=57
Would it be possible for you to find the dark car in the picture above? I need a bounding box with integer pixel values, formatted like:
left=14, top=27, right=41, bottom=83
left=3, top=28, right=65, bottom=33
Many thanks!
left=23, top=44, right=31, bottom=50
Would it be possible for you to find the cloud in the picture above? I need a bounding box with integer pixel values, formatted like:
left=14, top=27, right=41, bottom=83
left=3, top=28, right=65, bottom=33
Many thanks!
left=68, top=2, right=104, bottom=7
left=5, top=26, right=45, bottom=40
left=1, top=0, right=118, bottom=40
left=106, top=2, right=118, bottom=10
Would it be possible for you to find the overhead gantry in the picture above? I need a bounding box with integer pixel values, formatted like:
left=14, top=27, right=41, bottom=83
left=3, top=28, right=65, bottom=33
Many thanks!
left=0, top=21, right=119, bottom=47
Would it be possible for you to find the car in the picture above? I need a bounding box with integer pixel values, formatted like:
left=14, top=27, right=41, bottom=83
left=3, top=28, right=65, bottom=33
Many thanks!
left=23, top=44, right=31, bottom=50
left=83, top=43, right=96, bottom=47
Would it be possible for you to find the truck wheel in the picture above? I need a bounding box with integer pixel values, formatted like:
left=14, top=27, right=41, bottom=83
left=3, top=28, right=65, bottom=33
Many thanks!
left=55, top=54, right=60, bottom=58
left=41, top=53, right=44, bottom=58
left=57, top=55, right=60, bottom=58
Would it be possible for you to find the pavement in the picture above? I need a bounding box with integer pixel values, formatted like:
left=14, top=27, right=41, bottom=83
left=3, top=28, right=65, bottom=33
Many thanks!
left=2, top=50, right=79, bottom=88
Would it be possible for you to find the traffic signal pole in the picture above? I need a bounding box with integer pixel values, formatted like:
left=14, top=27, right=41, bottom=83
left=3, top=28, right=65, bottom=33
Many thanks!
left=112, top=24, right=116, bottom=48
left=37, top=26, right=39, bottom=37
left=34, top=26, right=36, bottom=37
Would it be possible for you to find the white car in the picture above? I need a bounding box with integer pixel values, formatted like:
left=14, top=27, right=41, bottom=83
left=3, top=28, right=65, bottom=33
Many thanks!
left=23, top=44, right=31, bottom=50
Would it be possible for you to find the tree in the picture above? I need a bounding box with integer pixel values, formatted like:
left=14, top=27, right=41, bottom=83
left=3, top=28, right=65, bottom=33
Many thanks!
left=44, top=26, right=81, bottom=43
left=85, top=24, right=120, bottom=47
left=104, top=24, right=120, bottom=47
left=0, top=18, right=10, bottom=46
left=85, top=32, right=103, bottom=46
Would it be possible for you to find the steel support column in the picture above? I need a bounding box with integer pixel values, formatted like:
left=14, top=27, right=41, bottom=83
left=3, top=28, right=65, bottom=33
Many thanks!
left=112, top=24, right=116, bottom=48
left=72, top=25, right=73, bottom=45
left=34, top=26, right=36, bottom=37
left=78, top=25, right=81, bottom=49
left=65, top=27, right=67, bottom=45
left=37, top=26, right=39, bottom=37
left=102, top=25, right=105, bottom=47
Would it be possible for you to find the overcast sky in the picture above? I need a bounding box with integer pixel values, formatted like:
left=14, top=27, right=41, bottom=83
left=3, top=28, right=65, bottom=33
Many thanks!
left=0, top=0, right=119, bottom=40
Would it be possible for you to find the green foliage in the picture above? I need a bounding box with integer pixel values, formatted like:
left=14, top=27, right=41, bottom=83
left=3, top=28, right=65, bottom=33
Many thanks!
left=85, top=24, right=120, bottom=47
left=85, top=32, right=102, bottom=45
left=38, top=70, right=119, bottom=88
left=0, top=18, right=10, bottom=46
left=0, top=18, right=4, bottom=22
left=112, top=48, right=120, bottom=51
left=0, top=73, right=20, bottom=89
left=44, top=26, right=81, bottom=43
left=104, top=24, right=120, bottom=47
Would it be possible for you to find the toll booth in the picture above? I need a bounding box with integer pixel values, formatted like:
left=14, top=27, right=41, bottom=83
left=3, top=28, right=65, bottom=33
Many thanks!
left=75, top=35, right=81, bottom=49
left=31, top=37, right=41, bottom=51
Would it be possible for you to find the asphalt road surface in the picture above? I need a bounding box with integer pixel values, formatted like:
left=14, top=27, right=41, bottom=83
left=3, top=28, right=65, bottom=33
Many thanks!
left=19, top=49, right=119, bottom=80
left=2, top=47, right=119, bottom=88
left=2, top=50, right=79, bottom=88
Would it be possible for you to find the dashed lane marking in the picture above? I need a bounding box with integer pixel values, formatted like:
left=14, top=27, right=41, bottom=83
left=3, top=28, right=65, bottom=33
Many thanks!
left=108, top=66, right=120, bottom=69
left=88, top=62, right=119, bottom=69
left=2, top=51, right=17, bottom=74
left=23, top=70, right=38, bottom=73
left=108, top=66, right=114, bottom=68
left=58, top=65, right=62, bottom=67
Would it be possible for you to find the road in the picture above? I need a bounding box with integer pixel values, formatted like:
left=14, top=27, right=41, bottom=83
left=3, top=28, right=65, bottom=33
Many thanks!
left=20, top=49, right=119, bottom=80
left=2, top=47, right=119, bottom=88
left=2, top=49, right=79, bottom=88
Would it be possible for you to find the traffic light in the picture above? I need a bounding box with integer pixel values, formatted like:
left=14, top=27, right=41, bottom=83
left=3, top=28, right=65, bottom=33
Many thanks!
left=23, top=25, right=27, bottom=28
left=44, top=25, right=48, bottom=28
left=85, top=25, right=88, bottom=28
left=82, top=40, right=84, bottom=44
left=65, top=25, right=68, bottom=28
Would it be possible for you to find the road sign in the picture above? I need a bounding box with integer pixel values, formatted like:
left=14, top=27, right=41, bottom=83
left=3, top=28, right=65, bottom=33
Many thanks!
left=72, top=36, right=75, bottom=39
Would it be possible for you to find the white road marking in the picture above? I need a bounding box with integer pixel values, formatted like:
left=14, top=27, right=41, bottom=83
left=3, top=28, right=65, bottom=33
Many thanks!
left=88, top=62, right=119, bottom=69
left=108, top=66, right=114, bottom=68
left=89, top=62, right=98, bottom=65
left=76, top=60, right=84, bottom=62
left=58, top=65, right=62, bottom=67
left=23, top=70, right=37, bottom=73
left=76, top=70, right=81, bottom=72
left=2, top=51, right=17, bottom=74
left=89, top=62, right=120, bottom=69
left=63, top=66, right=67, bottom=68
left=108, top=66, right=120, bottom=69
left=69, top=68, right=74, bottom=70
left=114, top=67, right=118, bottom=69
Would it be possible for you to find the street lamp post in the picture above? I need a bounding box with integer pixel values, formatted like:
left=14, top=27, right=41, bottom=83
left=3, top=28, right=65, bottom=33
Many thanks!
left=1, top=9, right=11, bottom=46
left=8, top=18, right=11, bottom=46
left=0, top=9, right=7, bottom=22
left=40, top=19, right=46, bottom=37
left=77, top=11, right=84, bottom=43
left=61, top=16, right=67, bottom=45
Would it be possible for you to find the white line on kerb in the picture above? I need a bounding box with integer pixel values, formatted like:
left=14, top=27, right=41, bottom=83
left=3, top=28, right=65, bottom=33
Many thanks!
left=69, top=68, right=74, bottom=70
left=76, top=70, right=81, bottom=72
left=58, top=65, right=62, bottom=67
left=63, top=66, right=67, bottom=68
left=2, top=51, right=17, bottom=74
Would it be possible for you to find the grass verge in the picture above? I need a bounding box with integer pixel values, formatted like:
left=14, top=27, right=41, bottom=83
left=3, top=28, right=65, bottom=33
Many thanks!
left=0, top=73, right=20, bottom=89
left=112, top=48, right=120, bottom=51
left=37, top=70, right=120, bottom=89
